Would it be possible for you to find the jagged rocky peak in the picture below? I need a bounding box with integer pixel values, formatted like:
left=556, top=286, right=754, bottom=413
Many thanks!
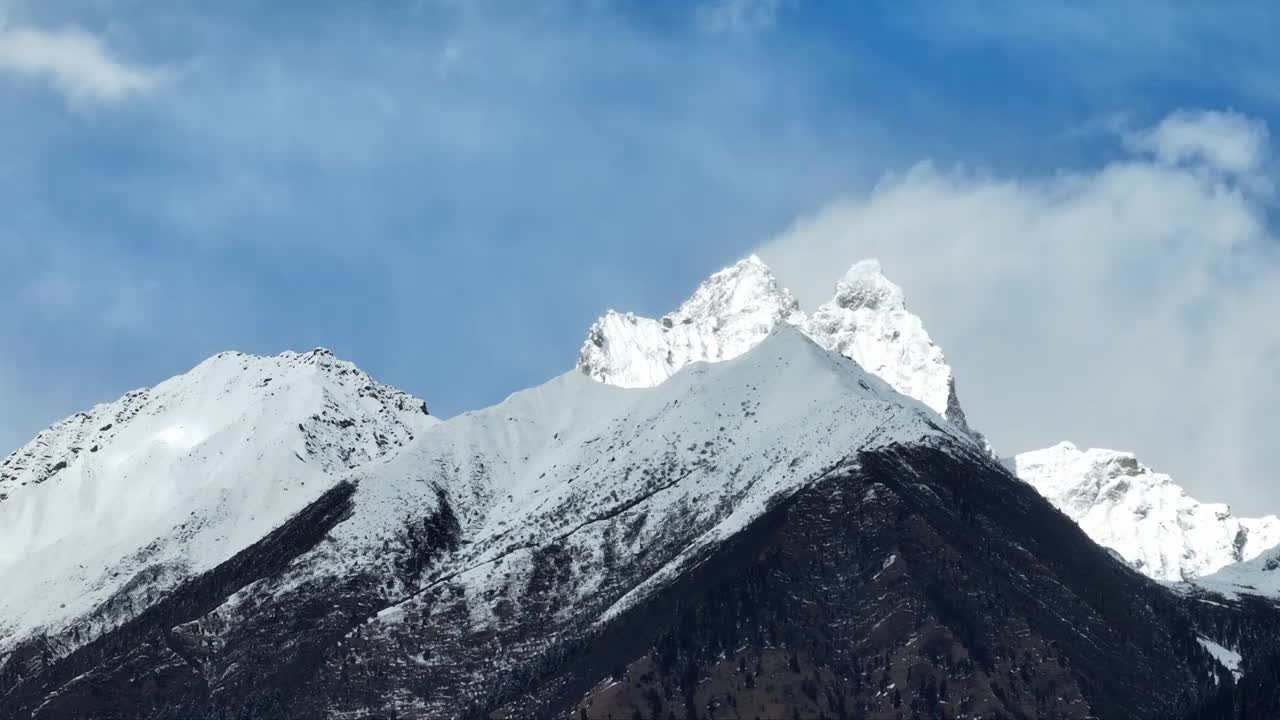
left=1010, top=441, right=1280, bottom=582
left=577, top=255, right=803, bottom=388
left=827, top=258, right=906, bottom=310
left=666, top=254, right=801, bottom=329
left=802, top=259, right=976, bottom=436
left=577, top=254, right=985, bottom=444
left=0, top=347, right=435, bottom=659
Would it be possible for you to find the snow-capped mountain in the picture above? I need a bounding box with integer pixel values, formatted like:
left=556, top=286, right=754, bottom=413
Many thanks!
left=578, top=255, right=1280, bottom=589
left=5, top=256, right=1280, bottom=718
left=1008, top=442, right=1280, bottom=582
left=577, top=255, right=982, bottom=440
left=6, top=325, right=1270, bottom=719
left=313, top=324, right=959, bottom=603
left=0, top=348, right=434, bottom=658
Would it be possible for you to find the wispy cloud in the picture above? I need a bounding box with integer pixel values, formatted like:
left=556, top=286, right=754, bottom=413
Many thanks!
left=0, top=26, right=164, bottom=104
left=698, top=0, right=788, bottom=34
left=1127, top=109, right=1270, bottom=178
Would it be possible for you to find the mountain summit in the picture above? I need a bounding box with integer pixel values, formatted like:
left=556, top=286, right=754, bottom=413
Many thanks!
left=577, top=255, right=803, bottom=389
left=577, top=255, right=984, bottom=442
left=0, top=348, right=434, bottom=660
left=801, top=259, right=975, bottom=435
left=1009, top=442, right=1280, bottom=581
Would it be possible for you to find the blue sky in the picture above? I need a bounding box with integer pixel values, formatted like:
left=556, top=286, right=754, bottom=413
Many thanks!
left=4, top=1, right=1280, bottom=512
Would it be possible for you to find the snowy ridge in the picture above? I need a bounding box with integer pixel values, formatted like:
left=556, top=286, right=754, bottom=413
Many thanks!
left=0, top=348, right=434, bottom=655
left=1009, top=442, right=1280, bottom=582
left=577, top=255, right=982, bottom=441
left=1196, top=545, right=1280, bottom=600
left=220, top=326, right=965, bottom=644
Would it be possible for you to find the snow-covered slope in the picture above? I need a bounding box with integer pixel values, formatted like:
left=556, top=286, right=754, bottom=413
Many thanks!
left=369, top=325, right=955, bottom=585
left=1195, top=546, right=1280, bottom=599
left=1009, top=442, right=1280, bottom=582
left=577, top=255, right=981, bottom=440
left=205, top=327, right=968, bottom=664
left=0, top=348, right=434, bottom=654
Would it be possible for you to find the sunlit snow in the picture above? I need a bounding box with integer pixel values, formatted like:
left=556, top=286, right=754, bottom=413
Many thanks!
left=0, top=348, right=434, bottom=656
left=1011, top=442, right=1280, bottom=582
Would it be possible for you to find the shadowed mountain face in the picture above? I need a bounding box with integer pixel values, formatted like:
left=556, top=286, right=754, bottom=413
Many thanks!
left=3, top=440, right=1278, bottom=720
left=496, top=443, right=1280, bottom=720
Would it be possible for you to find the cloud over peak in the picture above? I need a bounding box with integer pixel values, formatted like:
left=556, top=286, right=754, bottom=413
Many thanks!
left=755, top=108, right=1280, bottom=513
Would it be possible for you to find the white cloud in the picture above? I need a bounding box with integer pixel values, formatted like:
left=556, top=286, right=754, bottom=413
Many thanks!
left=1128, top=109, right=1270, bottom=177
left=0, top=26, right=164, bottom=104
left=756, top=109, right=1280, bottom=514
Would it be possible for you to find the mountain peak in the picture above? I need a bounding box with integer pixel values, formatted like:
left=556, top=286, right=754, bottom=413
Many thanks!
left=662, top=253, right=798, bottom=324
left=829, top=258, right=906, bottom=312
left=1010, top=441, right=1280, bottom=581
left=294, top=346, right=337, bottom=362
left=803, top=259, right=980, bottom=440
left=576, top=254, right=986, bottom=445
left=577, top=256, right=802, bottom=389
left=0, top=347, right=435, bottom=653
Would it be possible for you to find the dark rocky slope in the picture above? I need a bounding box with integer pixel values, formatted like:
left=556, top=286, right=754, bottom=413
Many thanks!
left=498, top=443, right=1278, bottom=720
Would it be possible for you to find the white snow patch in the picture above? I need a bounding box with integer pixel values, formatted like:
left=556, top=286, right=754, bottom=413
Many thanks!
left=1197, top=636, right=1244, bottom=681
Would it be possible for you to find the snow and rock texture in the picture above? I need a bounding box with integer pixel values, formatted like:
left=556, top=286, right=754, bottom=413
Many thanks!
left=801, top=259, right=976, bottom=435
left=0, top=348, right=434, bottom=659
left=577, top=255, right=803, bottom=388
left=1009, top=441, right=1280, bottom=582
left=5, top=327, right=1278, bottom=719
left=577, top=255, right=984, bottom=442
left=337, top=326, right=959, bottom=618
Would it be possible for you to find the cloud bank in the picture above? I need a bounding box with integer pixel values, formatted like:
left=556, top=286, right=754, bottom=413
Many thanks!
left=757, top=109, right=1280, bottom=513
